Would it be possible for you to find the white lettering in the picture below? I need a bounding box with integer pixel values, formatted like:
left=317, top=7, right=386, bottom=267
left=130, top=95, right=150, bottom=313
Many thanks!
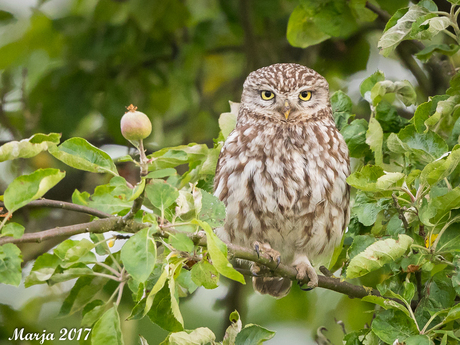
left=8, top=327, right=25, bottom=340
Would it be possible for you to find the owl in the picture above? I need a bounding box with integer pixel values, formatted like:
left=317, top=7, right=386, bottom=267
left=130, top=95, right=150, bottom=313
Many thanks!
left=214, top=63, right=350, bottom=298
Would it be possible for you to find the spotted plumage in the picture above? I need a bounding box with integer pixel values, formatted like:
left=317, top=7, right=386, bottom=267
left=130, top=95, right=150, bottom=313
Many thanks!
left=214, top=63, right=350, bottom=298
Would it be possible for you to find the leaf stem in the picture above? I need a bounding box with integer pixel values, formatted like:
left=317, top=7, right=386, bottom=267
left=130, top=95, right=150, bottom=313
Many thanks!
left=421, top=309, right=447, bottom=334
left=115, top=268, right=126, bottom=306
left=109, top=250, right=123, bottom=273
left=443, top=29, right=459, bottom=42
left=92, top=272, right=121, bottom=282
left=432, top=214, right=460, bottom=252
left=94, top=261, right=121, bottom=277
left=0, top=212, right=11, bottom=232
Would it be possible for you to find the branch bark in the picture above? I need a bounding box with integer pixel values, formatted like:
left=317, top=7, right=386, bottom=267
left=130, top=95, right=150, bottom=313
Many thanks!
left=0, top=217, right=145, bottom=245
left=0, top=199, right=112, bottom=219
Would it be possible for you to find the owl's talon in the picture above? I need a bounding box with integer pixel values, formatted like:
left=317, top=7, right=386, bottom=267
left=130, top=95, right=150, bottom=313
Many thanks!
left=252, top=241, right=282, bottom=264
left=295, top=258, right=318, bottom=289
left=275, top=256, right=281, bottom=268
left=254, top=242, right=260, bottom=258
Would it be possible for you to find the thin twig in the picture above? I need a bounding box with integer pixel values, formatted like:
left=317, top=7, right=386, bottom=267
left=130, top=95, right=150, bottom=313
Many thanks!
left=94, top=261, right=121, bottom=277
left=0, top=199, right=112, bottom=219
left=92, top=272, right=121, bottom=282
left=392, top=193, right=410, bottom=231
left=0, top=217, right=146, bottom=245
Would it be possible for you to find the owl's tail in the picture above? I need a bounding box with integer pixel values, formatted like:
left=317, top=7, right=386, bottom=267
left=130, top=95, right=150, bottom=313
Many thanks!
left=252, top=276, right=292, bottom=298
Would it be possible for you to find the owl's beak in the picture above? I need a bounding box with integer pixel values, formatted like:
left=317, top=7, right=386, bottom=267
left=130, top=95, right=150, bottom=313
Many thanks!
left=283, top=100, right=291, bottom=119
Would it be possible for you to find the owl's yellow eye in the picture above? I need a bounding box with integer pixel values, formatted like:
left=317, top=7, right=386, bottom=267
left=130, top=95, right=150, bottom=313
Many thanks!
left=299, top=91, right=312, bottom=101
left=261, top=90, right=275, bottom=100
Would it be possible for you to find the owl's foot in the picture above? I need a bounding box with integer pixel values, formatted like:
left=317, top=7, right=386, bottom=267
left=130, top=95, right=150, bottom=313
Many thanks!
left=253, top=241, right=281, bottom=267
left=294, top=256, right=318, bottom=289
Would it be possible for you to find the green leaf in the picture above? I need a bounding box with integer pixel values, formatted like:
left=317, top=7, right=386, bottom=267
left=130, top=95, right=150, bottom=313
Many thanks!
left=370, top=80, right=416, bottom=106
left=286, top=5, right=330, bottom=48
left=348, top=235, right=377, bottom=260
left=415, top=44, right=460, bottom=62
left=145, top=168, right=177, bottom=179
left=403, top=281, right=416, bottom=303
left=129, top=179, right=146, bottom=202
left=372, top=309, right=418, bottom=343
left=428, top=188, right=460, bottom=225
left=235, top=324, right=276, bottom=345
left=91, top=307, right=124, bottom=345
left=82, top=300, right=106, bottom=327
left=141, top=268, right=168, bottom=318
left=168, top=232, right=194, bottom=252
left=48, top=266, right=94, bottom=284
left=90, top=233, right=110, bottom=255
left=0, top=243, right=22, bottom=286
left=404, top=335, right=433, bottom=345
left=383, top=7, right=409, bottom=32
left=25, top=253, right=60, bottom=287
left=366, top=118, right=383, bottom=166
left=218, top=102, right=238, bottom=140
left=198, top=189, right=226, bottom=228
left=347, top=165, right=384, bottom=191
left=224, top=310, right=243, bottom=345
left=349, top=0, right=378, bottom=22
left=412, top=95, right=449, bottom=133
left=360, top=71, right=385, bottom=98
left=64, top=238, right=95, bottom=263
left=58, top=274, right=108, bottom=317
left=420, top=145, right=460, bottom=186
left=343, top=329, right=378, bottom=345
left=147, top=144, right=208, bottom=171
left=387, top=125, right=448, bottom=164
left=121, top=226, right=157, bottom=282
left=300, top=0, right=359, bottom=38
left=331, top=91, right=355, bottom=130
left=4, top=168, right=65, bottom=213
left=346, top=234, right=413, bottom=278
left=413, top=16, right=451, bottom=40
left=193, top=219, right=245, bottom=284
left=191, top=261, right=219, bottom=289
left=378, top=5, right=429, bottom=56
left=341, top=119, right=370, bottom=158
left=415, top=272, right=456, bottom=331
left=352, top=192, right=390, bottom=226
left=0, top=133, right=60, bottom=162
left=146, top=180, right=179, bottom=211
left=162, top=328, right=216, bottom=345
left=419, top=0, right=438, bottom=11
left=436, top=223, right=460, bottom=253
left=331, top=90, right=352, bottom=113
left=0, top=222, right=24, bottom=239
left=375, top=101, right=409, bottom=133
left=49, top=137, right=118, bottom=176
left=86, top=176, right=133, bottom=215
left=147, top=279, right=184, bottom=332
left=444, top=303, right=460, bottom=323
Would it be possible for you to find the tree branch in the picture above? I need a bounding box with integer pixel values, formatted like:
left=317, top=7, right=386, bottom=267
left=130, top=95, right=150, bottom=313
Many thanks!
left=0, top=217, right=145, bottom=245
left=0, top=199, right=112, bottom=219
left=1, top=213, right=383, bottom=301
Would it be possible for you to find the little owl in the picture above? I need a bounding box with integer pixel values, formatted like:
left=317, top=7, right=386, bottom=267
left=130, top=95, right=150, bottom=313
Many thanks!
left=214, top=63, right=350, bottom=298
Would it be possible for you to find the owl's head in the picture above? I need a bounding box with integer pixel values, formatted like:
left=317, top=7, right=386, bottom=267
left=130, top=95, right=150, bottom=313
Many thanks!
left=240, top=63, right=331, bottom=122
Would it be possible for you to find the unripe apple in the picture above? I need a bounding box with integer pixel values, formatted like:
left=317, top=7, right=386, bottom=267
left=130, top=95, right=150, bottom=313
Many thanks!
left=121, top=104, right=152, bottom=141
